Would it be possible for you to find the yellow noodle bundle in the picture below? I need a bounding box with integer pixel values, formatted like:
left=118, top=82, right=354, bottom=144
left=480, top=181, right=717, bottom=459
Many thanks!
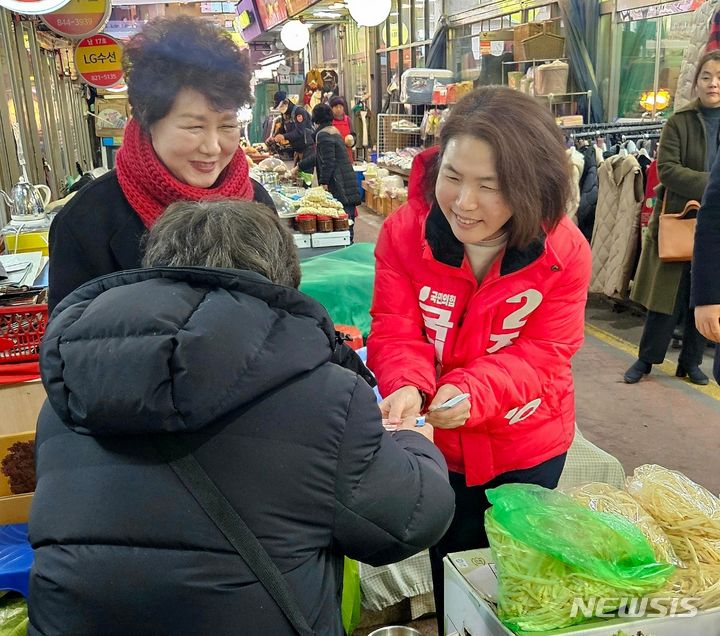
left=626, top=465, right=720, bottom=566
left=567, top=482, right=682, bottom=567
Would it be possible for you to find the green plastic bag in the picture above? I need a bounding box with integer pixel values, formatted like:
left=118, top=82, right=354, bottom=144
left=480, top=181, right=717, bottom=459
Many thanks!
left=299, top=243, right=376, bottom=338
left=485, top=483, right=675, bottom=632
left=0, top=595, right=28, bottom=636
left=341, top=557, right=361, bottom=635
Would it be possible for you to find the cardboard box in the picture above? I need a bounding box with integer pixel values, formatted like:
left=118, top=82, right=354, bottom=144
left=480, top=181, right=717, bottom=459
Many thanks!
left=0, top=381, right=45, bottom=436
left=445, top=550, right=720, bottom=636
left=0, top=492, right=32, bottom=524
left=311, top=231, right=351, bottom=248
left=292, top=233, right=312, bottom=249
left=94, top=97, right=128, bottom=138
left=0, top=381, right=43, bottom=525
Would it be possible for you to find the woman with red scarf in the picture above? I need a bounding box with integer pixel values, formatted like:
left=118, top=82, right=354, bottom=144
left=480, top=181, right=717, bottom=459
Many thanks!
left=330, top=96, right=356, bottom=163
left=48, top=17, right=273, bottom=314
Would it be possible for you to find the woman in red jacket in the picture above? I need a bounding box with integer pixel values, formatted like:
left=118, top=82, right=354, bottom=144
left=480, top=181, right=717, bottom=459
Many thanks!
left=366, top=86, right=592, bottom=630
left=330, top=96, right=355, bottom=162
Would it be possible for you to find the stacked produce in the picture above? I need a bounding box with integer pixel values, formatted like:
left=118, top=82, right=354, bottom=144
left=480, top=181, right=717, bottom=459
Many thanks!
left=567, top=483, right=682, bottom=567
left=295, top=186, right=346, bottom=218
left=625, top=465, right=720, bottom=610
left=485, top=484, right=674, bottom=632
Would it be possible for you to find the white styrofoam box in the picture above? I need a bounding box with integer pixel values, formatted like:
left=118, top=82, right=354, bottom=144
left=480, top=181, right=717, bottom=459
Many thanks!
left=292, top=233, right=312, bottom=249
left=310, top=231, right=350, bottom=248
left=445, top=550, right=720, bottom=636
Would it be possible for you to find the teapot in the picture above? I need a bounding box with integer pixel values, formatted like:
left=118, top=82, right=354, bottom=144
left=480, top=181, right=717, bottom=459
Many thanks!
left=0, top=176, right=52, bottom=222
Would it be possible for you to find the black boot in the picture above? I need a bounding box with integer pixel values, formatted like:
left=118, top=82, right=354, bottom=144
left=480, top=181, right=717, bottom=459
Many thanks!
left=624, top=359, right=652, bottom=384
left=675, top=364, right=709, bottom=385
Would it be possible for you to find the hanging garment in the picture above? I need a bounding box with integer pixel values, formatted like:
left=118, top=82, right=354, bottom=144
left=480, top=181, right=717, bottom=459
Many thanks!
left=566, top=147, right=585, bottom=222
left=590, top=154, right=644, bottom=299
left=577, top=145, right=599, bottom=243
left=321, top=69, right=338, bottom=94
left=641, top=160, right=659, bottom=229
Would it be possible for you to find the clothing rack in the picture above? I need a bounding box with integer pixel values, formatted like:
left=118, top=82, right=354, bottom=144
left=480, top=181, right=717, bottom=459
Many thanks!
left=562, top=121, right=665, bottom=139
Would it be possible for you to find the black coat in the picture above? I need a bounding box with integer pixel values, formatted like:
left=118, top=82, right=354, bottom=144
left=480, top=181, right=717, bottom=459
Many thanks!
left=282, top=105, right=313, bottom=154
left=47, top=170, right=275, bottom=314
left=29, top=267, right=454, bottom=636
left=299, top=126, right=361, bottom=208
left=576, top=146, right=599, bottom=242
left=692, top=153, right=720, bottom=306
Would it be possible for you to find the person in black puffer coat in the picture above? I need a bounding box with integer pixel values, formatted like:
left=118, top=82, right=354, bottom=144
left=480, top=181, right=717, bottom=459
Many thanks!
left=576, top=145, right=599, bottom=242
left=299, top=104, right=362, bottom=241
left=28, top=200, right=455, bottom=636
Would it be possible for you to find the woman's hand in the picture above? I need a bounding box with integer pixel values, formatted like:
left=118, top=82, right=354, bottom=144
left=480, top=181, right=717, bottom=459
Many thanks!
left=380, top=385, right=423, bottom=425
left=695, top=305, right=720, bottom=342
left=274, top=134, right=285, bottom=143
left=426, top=384, right=471, bottom=430
left=394, top=416, right=434, bottom=443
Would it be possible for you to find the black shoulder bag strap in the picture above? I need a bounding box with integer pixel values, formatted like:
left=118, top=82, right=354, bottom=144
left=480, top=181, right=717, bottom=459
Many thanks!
left=154, top=436, right=315, bottom=636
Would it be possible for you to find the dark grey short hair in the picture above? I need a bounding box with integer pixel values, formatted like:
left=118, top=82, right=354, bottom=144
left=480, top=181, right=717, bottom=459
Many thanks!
left=142, top=199, right=301, bottom=288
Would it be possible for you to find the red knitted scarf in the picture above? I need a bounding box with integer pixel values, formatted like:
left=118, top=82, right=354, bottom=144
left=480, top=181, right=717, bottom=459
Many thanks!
left=115, top=118, right=254, bottom=228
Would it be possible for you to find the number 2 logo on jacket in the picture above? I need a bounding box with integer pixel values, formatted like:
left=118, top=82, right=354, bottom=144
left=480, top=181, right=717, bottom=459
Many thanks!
left=486, top=290, right=543, bottom=353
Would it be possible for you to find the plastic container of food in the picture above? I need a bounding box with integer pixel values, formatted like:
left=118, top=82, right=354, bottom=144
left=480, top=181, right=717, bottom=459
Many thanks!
left=316, top=215, right=334, bottom=232
left=296, top=214, right=317, bottom=234
left=333, top=214, right=349, bottom=231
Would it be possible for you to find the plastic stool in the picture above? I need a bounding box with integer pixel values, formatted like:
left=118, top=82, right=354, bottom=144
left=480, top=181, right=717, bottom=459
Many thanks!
left=336, top=325, right=363, bottom=351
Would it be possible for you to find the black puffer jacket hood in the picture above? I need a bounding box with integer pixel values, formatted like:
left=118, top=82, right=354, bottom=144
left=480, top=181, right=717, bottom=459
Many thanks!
left=42, top=266, right=336, bottom=436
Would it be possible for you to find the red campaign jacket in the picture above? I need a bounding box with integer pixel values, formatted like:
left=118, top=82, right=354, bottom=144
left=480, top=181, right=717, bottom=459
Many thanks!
left=367, top=148, right=592, bottom=486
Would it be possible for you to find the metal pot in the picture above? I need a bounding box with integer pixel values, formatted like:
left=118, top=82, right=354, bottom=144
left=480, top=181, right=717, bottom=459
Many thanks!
left=0, top=176, right=52, bottom=222
left=368, top=627, right=423, bottom=636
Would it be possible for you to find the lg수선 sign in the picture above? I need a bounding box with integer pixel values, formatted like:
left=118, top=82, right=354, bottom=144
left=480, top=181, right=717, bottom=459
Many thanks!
left=74, top=33, right=123, bottom=89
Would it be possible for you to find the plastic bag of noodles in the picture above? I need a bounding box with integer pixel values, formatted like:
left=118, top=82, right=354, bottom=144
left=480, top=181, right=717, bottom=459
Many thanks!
left=566, top=482, right=683, bottom=567
left=485, top=484, right=675, bottom=632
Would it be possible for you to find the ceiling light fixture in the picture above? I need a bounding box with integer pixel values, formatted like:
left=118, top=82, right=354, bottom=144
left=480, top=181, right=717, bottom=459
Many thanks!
left=280, top=19, right=310, bottom=51
left=346, top=0, right=391, bottom=27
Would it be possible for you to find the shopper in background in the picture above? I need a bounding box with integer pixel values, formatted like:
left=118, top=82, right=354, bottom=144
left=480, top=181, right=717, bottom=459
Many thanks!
left=625, top=50, right=720, bottom=385
left=29, top=199, right=455, bottom=636
left=329, top=96, right=356, bottom=162
left=366, top=86, right=591, bottom=631
left=47, top=16, right=273, bottom=315
left=299, top=104, right=362, bottom=241
left=693, top=136, right=720, bottom=384
left=274, top=98, right=314, bottom=163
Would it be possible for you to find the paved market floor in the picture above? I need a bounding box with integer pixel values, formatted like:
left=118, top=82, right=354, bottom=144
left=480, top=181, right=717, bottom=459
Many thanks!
left=353, top=207, right=720, bottom=494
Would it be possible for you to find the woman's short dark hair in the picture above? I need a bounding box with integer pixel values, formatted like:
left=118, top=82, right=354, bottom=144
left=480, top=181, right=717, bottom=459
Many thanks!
left=122, top=17, right=252, bottom=130
left=693, top=49, right=720, bottom=90
left=142, top=199, right=301, bottom=288
left=329, top=96, right=347, bottom=110
left=429, top=86, right=570, bottom=249
left=312, top=104, right=334, bottom=128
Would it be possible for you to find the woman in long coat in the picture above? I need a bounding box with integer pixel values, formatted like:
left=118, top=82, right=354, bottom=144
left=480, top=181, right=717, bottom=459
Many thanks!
left=626, top=51, right=720, bottom=385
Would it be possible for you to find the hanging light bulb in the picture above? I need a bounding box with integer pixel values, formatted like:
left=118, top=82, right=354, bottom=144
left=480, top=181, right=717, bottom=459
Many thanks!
left=280, top=20, right=310, bottom=52
left=346, top=0, right=391, bottom=27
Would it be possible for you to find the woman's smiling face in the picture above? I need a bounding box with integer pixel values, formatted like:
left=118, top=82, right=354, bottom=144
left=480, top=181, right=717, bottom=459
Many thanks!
left=150, top=87, right=241, bottom=188
left=435, top=135, right=513, bottom=245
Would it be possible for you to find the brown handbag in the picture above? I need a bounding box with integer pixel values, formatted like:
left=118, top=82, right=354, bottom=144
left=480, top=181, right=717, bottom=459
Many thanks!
left=658, top=195, right=701, bottom=262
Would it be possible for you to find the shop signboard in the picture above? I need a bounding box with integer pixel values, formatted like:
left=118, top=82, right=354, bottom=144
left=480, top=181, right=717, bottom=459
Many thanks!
left=617, top=0, right=704, bottom=18
left=74, top=33, right=124, bottom=89
left=255, top=0, right=288, bottom=31
left=284, top=0, right=312, bottom=17
left=235, top=0, right=263, bottom=42
left=0, top=0, right=71, bottom=16
left=40, top=0, right=110, bottom=39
